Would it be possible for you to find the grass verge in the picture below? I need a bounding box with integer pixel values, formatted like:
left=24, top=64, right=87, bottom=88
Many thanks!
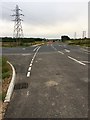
left=1, top=57, right=12, bottom=102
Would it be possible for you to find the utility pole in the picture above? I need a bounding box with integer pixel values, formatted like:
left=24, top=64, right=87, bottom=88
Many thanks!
left=88, top=1, right=90, bottom=38
left=74, top=32, right=76, bottom=39
left=82, top=31, right=86, bottom=39
left=11, top=5, right=24, bottom=45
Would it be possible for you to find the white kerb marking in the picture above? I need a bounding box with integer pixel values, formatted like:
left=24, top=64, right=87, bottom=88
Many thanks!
left=68, top=56, right=86, bottom=66
left=27, top=72, right=31, bottom=77
left=65, top=49, right=70, bottom=53
left=58, top=51, right=64, bottom=55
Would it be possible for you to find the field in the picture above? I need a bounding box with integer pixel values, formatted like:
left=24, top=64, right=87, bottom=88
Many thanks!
left=64, top=39, right=90, bottom=47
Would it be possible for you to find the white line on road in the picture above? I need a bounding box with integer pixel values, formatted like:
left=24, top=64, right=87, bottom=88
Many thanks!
left=65, top=49, right=70, bottom=53
left=59, top=45, right=62, bottom=46
left=22, top=54, right=31, bottom=56
left=31, top=61, right=33, bottom=64
left=51, top=45, right=57, bottom=51
left=58, top=51, right=64, bottom=55
left=22, top=48, right=26, bottom=50
left=27, top=91, right=30, bottom=96
left=81, top=61, right=90, bottom=64
left=29, top=63, right=32, bottom=66
left=27, top=72, right=31, bottom=77
left=68, top=56, right=86, bottom=66
left=28, top=67, right=32, bottom=71
left=27, top=46, right=41, bottom=77
left=33, top=46, right=39, bottom=52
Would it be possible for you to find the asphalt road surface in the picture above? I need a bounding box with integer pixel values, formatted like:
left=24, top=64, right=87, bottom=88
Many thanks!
left=3, top=42, right=88, bottom=118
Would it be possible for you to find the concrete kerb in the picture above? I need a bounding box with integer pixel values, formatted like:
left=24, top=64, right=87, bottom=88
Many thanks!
left=4, top=61, right=16, bottom=103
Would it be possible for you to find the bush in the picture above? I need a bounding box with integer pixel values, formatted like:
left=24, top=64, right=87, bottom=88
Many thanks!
left=2, top=57, right=11, bottom=80
left=2, top=72, right=10, bottom=79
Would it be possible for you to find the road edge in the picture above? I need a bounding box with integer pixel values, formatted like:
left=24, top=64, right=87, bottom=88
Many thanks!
left=4, top=61, right=16, bottom=102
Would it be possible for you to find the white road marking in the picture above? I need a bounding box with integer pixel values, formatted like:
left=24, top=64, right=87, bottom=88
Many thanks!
left=22, top=54, right=31, bottom=56
left=32, top=58, right=34, bottom=62
left=51, top=45, right=57, bottom=51
left=64, top=45, right=66, bottom=47
left=31, top=61, right=33, bottom=64
left=80, top=48, right=89, bottom=54
left=81, top=61, right=90, bottom=64
left=27, top=72, right=31, bottom=77
left=27, top=46, right=41, bottom=77
left=65, top=49, right=70, bottom=53
left=27, top=91, right=29, bottom=96
left=68, top=56, right=86, bottom=66
left=58, top=51, right=64, bottom=55
left=22, top=48, right=25, bottom=50
left=30, top=63, right=32, bottom=66
left=28, top=67, right=31, bottom=71
left=3, top=53, right=31, bottom=56
left=33, top=46, right=39, bottom=52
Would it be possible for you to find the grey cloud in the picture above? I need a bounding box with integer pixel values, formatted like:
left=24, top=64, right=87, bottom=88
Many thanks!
left=2, top=2, right=87, bottom=25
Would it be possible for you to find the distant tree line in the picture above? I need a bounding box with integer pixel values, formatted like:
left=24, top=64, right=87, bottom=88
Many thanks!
left=2, top=37, right=46, bottom=42
left=61, top=35, right=89, bottom=42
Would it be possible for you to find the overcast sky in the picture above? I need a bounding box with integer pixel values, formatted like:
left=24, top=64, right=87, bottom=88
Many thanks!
left=0, top=0, right=89, bottom=39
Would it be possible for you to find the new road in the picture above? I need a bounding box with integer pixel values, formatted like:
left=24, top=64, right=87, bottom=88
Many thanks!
left=3, top=42, right=88, bottom=118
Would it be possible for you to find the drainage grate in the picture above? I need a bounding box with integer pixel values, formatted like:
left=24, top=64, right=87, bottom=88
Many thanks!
left=14, top=82, right=28, bottom=90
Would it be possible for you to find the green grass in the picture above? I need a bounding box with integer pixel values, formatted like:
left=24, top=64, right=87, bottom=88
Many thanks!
left=0, top=93, right=6, bottom=102
left=1, top=57, right=12, bottom=101
left=2, top=41, right=46, bottom=47
left=2, top=57, right=11, bottom=80
left=64, top=39, right=90, bottom=47
left=0, top=58, right=2, bottom=80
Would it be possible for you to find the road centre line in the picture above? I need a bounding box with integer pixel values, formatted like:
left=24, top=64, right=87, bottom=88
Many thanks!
left=31, top=61, right=33, bottom=64
left=28, top=67, right=32, bottom=71
left=33, top=46, right=39, bottom=52
left=27, top=91, right=29, bottom=96
left=22, top=48, right=26, bottom=50
left=59, top=45, right=62, bottom=46
left=58, top=51, right=64, bottom=55
left=51, top=45, right=64, bottom=54
left=51, top=45, right=57, bottom=51
left=27, top=46, right=41, bottom=77
left=81, top=61, right=90, bottom=64
left=27, top=72, right=31, bottom=77
left=29, top=63, right=32, bottom=66
left=68, top=56, right=86, bottom=66
left=65, top=49, right=70, bottom=53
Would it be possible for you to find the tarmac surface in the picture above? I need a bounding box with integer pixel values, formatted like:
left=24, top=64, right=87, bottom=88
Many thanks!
left=2, top=42, right=88, bottom=118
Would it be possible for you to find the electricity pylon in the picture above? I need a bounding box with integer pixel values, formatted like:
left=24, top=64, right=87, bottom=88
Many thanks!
left=11, top=5, right=24, bottom=38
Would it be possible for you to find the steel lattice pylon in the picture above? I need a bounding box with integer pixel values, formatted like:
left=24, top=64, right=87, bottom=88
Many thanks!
left=12, top=5, right=24, bottom=38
